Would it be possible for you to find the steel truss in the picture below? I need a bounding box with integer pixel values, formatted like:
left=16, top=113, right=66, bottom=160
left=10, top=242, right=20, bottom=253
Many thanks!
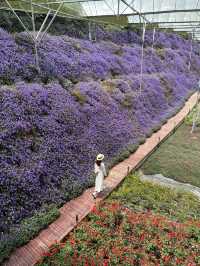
left=1, top=0, right=200, bottom=88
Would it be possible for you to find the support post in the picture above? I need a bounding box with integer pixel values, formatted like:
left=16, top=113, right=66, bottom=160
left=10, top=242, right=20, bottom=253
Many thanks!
left=88, top=21, right=92, bottom=41
left=151, top=27, right=156, bottom=59
left=30, top=0, right=40, bottom=73
left=36, top=10, right=51, bottom=40
left=188, top=29, right=194, bottom=71
left=117, top=0, right=120, bottom=16
left=139, top=21, right=146, bottom=94
left=37, top=2, right=64, bottom=44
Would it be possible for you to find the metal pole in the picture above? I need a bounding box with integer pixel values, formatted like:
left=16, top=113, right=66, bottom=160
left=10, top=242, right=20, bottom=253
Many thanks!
left=18, top=2, right=32, bottom=20
left=88, top=21, right=92, bottom=40
left=36, top=10, right=51, bottom=40
left=30, top=0, right=40, bottom=73
left=120, top=0, right=135, bottom=15
left=150, top=0, right=155, bottom=60
left=139, top=21, right=146, bottom=94
left=4, top=0, right=33, bottom=40
left=103, top=0, right=116, bottom=15
left=188, top=29, right=194, bottom=70
left=151, top=27, right=155, bottom=54
left=121, top=0, right=149, bottom=23
left=117, top=0, right=120, bottom=16
left=37, top=2, right=64, bottom=44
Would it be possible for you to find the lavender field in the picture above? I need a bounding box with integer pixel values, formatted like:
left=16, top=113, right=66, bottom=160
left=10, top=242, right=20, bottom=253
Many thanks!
left=0, top=26, right=199, bottom=260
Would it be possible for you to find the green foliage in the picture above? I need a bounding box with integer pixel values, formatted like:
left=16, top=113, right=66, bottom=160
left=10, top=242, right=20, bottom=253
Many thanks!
left=113, top=48, right=123, bottom=56
left=0, top=10, right=88, bottom=35
left=185, top=104, right=200, bottom=127
left=0, top=205, right=59, bottom=264
left=127, top=143, right=139, bottom=153
left=108, top=147, right=133, bottom=169
left=161, top=118, right=167, bottom=125
left=176, top=31, right=190, bottom=40
left=138, top=137, right=146, bottom=144
left=152, top=124, right=162, bottom=133
left=0, top=0, right=83, bottom=16
left=101, top=80, right=116, bottom=93
left=145, top=129, right=154, bottom=138
left=58, top=77, right=73, bottom=90
left=109, top=174, right=200, bottom=222
left=121, top=95, right=133, bottom=108
left=71, top=89, right=87, bottom=105
left=90, top=15, right=128, bottom=26
left=0, top=76, right=13, bottom=86
left=160, top=77, right=173, bottom=102
left=156, top=48, right=165, bottom=60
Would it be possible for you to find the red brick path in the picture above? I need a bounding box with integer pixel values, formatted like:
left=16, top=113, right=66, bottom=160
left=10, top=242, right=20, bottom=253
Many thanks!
left=4, top=93, right=198, bottom=266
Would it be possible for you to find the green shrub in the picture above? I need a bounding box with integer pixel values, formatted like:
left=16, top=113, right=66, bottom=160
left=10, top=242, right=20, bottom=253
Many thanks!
left=58, top=77, right=73, bottom=89
left=0, top=76, right=13, bottom=86
left=156, top=48, right=165, bottom=60
left=185, top=105, right=200, bottom=127
left=0, top=205, right=59, bottom=264
left=152, top=124, right=162, bottom=133
left=161, top=118, right=167, bottom=125
left=145, top=129, right=154, bottom=138
left=121, top=96, right=133, bottom=108
left=127, top=143, right=139, bottom=153
left=139, top=137, right=146, bottom=144
left=113, top=48, right=123, bottom=56
left=101, top=80, right=116, bottom=93
left=108, top=149, right=131, bottom=167
left=160, top=77, right=173, bottom=102
left=71, top=89, right=87, bottom=104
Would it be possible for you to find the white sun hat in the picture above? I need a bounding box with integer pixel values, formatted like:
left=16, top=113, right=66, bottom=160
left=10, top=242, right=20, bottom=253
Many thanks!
left=96, top=154, right=104, bottom=161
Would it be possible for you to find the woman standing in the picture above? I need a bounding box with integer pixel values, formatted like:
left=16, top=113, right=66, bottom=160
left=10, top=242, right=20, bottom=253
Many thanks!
left=92, top=154, right=107, bottom=199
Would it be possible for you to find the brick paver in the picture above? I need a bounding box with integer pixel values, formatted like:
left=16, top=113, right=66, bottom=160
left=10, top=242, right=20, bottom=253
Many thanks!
left=4, top=92, right=198, bottom=266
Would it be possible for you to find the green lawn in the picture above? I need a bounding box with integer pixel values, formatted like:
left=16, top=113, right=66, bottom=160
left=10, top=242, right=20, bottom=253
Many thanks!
left=141, top=123, right=200, bottom=187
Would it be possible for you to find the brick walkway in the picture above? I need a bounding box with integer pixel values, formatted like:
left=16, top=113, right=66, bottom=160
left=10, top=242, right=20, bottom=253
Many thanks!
left=4, top=92, right=198, bottom=266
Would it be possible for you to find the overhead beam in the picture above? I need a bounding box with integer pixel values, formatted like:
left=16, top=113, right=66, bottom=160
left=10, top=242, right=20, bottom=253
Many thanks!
left=132, top=8, right=200, bottom=16
left=87, top=8, right=200, bottom=17
left=20, top=0, right=123, bottom=26
left=0, top=0, right=102, bottom=10
left=130, top=21, right=200, bottom=25
left=159, top=24, right=200, bottom=29
left=120, top=0, right=149, bottom=23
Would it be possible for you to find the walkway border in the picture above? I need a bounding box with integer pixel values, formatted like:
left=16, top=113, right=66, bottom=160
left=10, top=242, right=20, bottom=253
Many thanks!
left=4, top=92, right=198, bottom=266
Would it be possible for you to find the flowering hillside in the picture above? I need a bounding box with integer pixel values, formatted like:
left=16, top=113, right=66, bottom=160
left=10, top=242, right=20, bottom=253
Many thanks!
left=0, top=27, right=199, bottom=261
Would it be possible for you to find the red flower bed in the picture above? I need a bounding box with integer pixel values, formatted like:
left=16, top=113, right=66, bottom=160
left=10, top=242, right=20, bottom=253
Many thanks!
left=38, top=201, right=200, bottom=265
